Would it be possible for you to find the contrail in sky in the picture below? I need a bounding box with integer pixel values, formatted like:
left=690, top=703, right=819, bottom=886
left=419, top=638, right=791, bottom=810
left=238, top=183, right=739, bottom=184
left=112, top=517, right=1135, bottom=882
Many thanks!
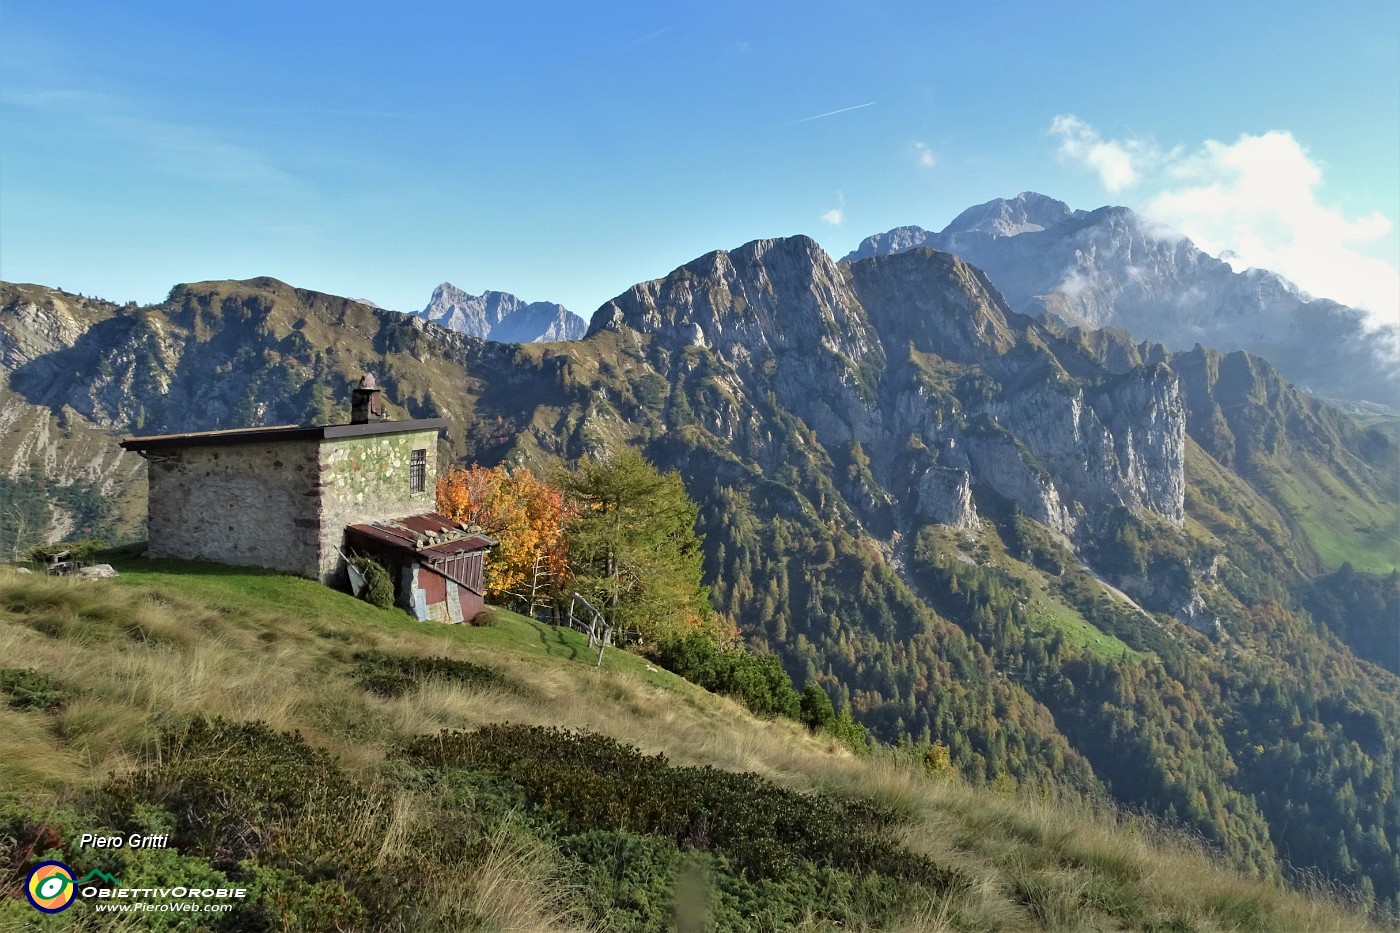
left=624, top=26, right=672, bottom=49
left=787, top=101, right=876, bottom=125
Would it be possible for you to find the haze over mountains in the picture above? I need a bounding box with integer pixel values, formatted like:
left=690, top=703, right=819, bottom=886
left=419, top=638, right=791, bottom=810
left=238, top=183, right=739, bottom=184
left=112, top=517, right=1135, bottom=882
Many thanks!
left=846, top=192, right=1399, bottom=406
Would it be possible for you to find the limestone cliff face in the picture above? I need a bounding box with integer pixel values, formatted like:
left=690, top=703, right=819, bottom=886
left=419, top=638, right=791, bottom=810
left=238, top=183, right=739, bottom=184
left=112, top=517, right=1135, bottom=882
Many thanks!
left=980, top=365, right=1186, bottom=526
left=845, top=247, right=1185, bottom=534
left=592, top=236, right=881, bottom=370
left=592, top=237, right=1189, bottom=540
left=591, top=236, right=888, bottom=466
left=914, top=465, right=979, bottom=530
left=0, top=297, right=89, bottom=375
left=0, top=286, right=145, bottom=540
left=960, top=431, right=1072, bottom=533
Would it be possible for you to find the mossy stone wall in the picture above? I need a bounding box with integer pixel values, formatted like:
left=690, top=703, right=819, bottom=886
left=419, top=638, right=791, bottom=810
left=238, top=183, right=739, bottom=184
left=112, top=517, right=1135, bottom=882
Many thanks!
left=317, top=430, right=438, bottom=582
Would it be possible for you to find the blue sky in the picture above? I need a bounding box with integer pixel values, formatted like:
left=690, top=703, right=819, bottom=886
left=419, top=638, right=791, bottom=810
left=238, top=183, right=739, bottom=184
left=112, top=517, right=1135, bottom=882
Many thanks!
left=2, top=1, right=1397, bottom=323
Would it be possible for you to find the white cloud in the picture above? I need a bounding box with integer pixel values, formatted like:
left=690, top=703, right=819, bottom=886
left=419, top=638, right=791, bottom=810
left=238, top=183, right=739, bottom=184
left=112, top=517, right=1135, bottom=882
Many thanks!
left=1049, top=116, right=1399, bottom=324
left=913, top=141, right=936, bottom=169
left=1048, top=114, right=1166, bottom=193
left=822, top=191, right=846, bottom=226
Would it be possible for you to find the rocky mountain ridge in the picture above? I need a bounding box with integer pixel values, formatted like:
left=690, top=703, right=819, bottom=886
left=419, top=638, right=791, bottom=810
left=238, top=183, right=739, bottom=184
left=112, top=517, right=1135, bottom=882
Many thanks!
left=1, top=244, right=1396, bottom=907
left=594, top=238, right=1187, bottom=541
left=845, top=192, right=1399, bottom=406
left=418, top=282, right=585, bottom=342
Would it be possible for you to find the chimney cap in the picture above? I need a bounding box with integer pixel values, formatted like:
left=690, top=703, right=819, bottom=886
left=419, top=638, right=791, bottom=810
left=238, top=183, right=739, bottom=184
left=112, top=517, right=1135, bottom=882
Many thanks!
left=358, top=373, right=378, bottom=390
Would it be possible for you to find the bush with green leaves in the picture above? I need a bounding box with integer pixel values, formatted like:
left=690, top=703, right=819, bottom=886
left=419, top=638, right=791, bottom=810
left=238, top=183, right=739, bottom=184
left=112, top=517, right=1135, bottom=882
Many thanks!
left=404, top=725, right=955, bottom=892
left=654, top=632, right=801, bottom=719
left=0, top=667, right=64, bottom=711
left=799, top=681, right=836, bottom=731
left=24, top=538, right=107, bottom=564
left=348, top=553, right=396, bottom=609
left=824, top=704, right=875, bottom=756
left=95, top=718, right=396, bottom=929
left=350, top=648, right=522, bottom=698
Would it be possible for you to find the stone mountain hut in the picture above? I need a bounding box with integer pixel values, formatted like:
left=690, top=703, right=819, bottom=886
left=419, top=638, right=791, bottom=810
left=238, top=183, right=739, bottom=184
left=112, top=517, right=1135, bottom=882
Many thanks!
left=119, top=374, right=494, bottom=622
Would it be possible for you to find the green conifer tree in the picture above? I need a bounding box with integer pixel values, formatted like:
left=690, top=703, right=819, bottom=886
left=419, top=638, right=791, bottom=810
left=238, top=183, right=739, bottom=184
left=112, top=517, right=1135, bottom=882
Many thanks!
left=557, top=449, right=722, bottom=645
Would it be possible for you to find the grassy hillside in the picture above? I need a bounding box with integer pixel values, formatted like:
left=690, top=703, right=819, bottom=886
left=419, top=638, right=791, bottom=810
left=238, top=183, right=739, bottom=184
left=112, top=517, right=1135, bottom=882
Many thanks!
left=1173, top=346, right=1399, bottom=576
left=0, top=559, right=1382, bottom=931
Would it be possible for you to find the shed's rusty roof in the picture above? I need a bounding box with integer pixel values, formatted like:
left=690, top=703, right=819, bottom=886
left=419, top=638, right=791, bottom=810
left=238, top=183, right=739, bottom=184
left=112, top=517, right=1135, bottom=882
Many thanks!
left=346, top=513, right=495, bottom=560
left=422, top=536, right=496, bottom=559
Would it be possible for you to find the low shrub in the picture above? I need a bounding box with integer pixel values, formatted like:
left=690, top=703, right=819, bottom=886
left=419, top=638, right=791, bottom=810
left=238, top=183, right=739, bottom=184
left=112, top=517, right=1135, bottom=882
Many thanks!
left=654, top=633, right=801, bottom=720
left=100, top=718, right=375, bottom=869
left=351, top=648, right=521, bottom=698
left=0, top=667, right=64, bottom=711
left=348, top=554, right=396, bottom=610
left=96, top=718, right=396, bottom=928
left=403, top=724, right=955, bottom=890
left=24, top=539, right=107, bottom=565
left=0, top=799, right=70, bottom=889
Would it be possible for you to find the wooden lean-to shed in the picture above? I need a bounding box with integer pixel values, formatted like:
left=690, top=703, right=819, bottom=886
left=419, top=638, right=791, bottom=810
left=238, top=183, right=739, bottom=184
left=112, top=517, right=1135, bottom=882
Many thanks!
left=345, top=513, right=496, bottom=622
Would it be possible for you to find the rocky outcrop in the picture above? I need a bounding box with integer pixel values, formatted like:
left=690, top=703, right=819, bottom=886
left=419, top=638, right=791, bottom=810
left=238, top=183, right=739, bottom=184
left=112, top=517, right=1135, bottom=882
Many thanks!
left=592, top=235, right=887, bottom=460
left=980, top=366, right=1186, bottom=525
left=845, top=247, right=1186, bottom=532
left=1175, top=591, right=1221, bottom=637
left=419, top=284, right=585, bottom=342
left=961, top=429, right=1074, bottom=534
left=0, top=289, right=142, bottom=507
left=592, top=236, right=881, bottom=367
left=914, top=466, right=978, bottom=530
left=0, top=300, right=87, bottom=376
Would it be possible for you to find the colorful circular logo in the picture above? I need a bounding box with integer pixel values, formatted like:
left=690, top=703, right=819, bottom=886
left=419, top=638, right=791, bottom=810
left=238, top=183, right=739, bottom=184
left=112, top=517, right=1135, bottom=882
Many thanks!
left=26, top=861, right=76, bottom=913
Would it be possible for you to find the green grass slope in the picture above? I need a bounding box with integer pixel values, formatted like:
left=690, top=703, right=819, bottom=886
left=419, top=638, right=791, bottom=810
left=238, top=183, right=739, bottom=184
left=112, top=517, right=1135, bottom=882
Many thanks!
left=1174, top=346, right=1399, bottom=576
left=0, top=559, right=1382, bottom=932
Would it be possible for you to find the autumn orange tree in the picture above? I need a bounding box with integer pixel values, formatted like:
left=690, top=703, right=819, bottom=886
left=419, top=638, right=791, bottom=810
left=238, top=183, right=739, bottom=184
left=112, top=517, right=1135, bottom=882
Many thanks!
left=437, top=464, right=571, bottom=610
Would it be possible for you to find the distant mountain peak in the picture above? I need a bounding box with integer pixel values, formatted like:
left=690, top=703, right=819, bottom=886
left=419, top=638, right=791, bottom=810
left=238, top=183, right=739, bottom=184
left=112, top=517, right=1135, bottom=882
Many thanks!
left=588, top=234, right=873, bottom=360
left=942, top=191, right=1083, bottom=238
left=842, top=194, right=1398, bottom=405
left=843, top=193, right=1085, bottom=264
left=417, top=283, right=585, bottom=343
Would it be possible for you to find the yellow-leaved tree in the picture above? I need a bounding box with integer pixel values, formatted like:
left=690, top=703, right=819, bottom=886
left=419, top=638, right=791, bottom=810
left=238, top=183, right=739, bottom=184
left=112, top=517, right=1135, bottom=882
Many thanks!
left=437, top=464, right=570, bottom=611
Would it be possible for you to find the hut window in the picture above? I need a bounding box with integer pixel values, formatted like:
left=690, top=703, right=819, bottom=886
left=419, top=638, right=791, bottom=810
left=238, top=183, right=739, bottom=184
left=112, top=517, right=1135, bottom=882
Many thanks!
left=410, top=449, right=427, bottom=493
